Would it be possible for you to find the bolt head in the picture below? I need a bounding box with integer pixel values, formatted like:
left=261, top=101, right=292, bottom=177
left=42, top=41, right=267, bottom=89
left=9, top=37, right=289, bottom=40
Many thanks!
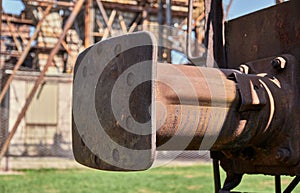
left=239, top=64, right=249, bottom=74
left=276, top=148, right=291, bottom=162
left=271, top=57, right=286, bottom=70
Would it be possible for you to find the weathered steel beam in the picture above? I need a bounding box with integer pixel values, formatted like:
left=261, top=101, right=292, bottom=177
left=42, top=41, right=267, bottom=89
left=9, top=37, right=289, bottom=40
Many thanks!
left=1, top=14, right=33, bottom=25
left=118, top=11, right=128, bottom=33
left=23, top=0, right=75, bottom=8
left=6, top=20, right=23, bottom=53
left=204, top=0, right=225, bottom=68
left=96, top=0, right=116, bottom=39
left=85, top=0, right=94, bottom=47
left=100, top=1, right=189, bottom=18
left=101, top=0, right=204, bottom=8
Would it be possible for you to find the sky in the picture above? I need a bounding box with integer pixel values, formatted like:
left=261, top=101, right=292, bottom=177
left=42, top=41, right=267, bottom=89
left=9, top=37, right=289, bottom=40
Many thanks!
left=223, top=0, right=276, bottom=20
left=3, top=0, right=278, bottom=20
left=2, top=0, right=25, bottom=15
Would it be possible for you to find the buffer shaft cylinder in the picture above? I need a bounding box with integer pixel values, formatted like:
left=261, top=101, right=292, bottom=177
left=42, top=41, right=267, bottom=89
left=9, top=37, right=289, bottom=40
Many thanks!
left=155, top=63, right=239, bottom=150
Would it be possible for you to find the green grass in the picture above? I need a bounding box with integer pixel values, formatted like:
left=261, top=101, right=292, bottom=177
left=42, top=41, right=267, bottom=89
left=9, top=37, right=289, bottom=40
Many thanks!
left=0, top=164, right=299, bottom=193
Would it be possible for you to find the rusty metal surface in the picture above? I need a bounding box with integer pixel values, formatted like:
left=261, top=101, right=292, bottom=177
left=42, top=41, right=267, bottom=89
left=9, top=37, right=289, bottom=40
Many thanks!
left=214, top=55, right=300, bottom=191
left=220, top=54, right=300, bottom=174
left=226, top=0, right=300, bottom=69
left=204, top=0, right=226, bottom=68
left=155, top=63, right=239, bottom=150
left=73, top=32, right=157, bottom=171
left=221, top=0, right=300, bottom=177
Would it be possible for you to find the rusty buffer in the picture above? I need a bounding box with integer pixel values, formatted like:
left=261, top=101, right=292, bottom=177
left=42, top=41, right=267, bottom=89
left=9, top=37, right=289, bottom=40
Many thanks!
left=73, top=31, right=299, bottom=173
left=73, top=1, right=300, bottom=192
